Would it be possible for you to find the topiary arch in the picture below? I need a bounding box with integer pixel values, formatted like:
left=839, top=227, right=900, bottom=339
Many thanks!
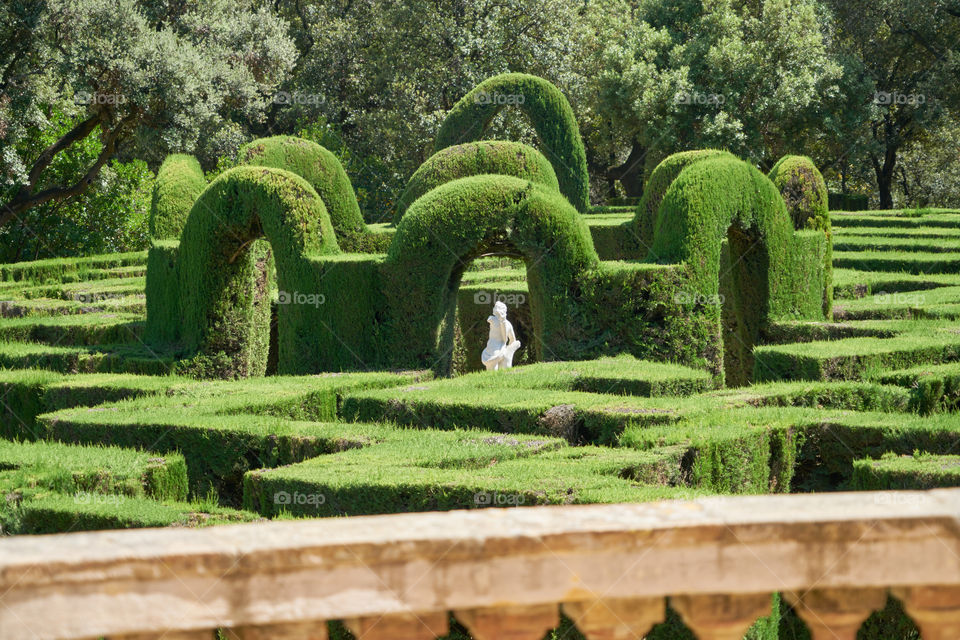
left=632, top=149, right=732, bottom=254
left=382, top=174, right=599, bottom=373
left=237, top=136, right=368, bottom=247
left=434, top=73, right=590, bottom=213
left=650, top=155, right=798, bottom=385
left=176, top=166, right=339, bottom=377
left=393, top=141, right=560, bottom=224
left=149, top=154, right=207, bottom=240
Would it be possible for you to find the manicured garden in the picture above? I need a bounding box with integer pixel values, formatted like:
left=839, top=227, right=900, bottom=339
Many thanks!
left=1, top=72, right=957, bottom=640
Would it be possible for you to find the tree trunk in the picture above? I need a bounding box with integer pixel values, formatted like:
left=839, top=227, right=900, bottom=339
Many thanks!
left=607, top=141, right=647, bottom=198
left=871, top=145, right=898, bottom=210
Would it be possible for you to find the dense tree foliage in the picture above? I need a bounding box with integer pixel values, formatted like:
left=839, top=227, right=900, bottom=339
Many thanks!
left=1, top=0, right=959, bottom=259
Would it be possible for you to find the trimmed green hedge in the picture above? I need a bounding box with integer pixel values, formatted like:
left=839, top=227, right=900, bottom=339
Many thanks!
left=633, top=150, right=731, bottom=254
left=382, top=175, right=598, bottom=372
left=149, top=154, right=207, bottom=240
left=768, top=156, right=829, bottom=232
left=852, top=452, right=960, bottom=490
left=394, top=141, right=559, bottom=224
left=434, top=73, right=590, bottom=212
left=238, top=136, right=369, bottom=248
left=170, top=166, right=339, bottom=377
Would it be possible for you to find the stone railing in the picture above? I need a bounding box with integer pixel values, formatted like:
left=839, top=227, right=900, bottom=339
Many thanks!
left=2, top=489, right=960, bottom=640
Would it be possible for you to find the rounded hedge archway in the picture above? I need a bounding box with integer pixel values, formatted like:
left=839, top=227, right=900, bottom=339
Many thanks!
left=383, top=174, right=599, bottom=372
left=237, top=136, right=367, bottom=244
left=176, top=166, right=339, bottom=377
left=434, top=73, right=590, bottom=213
left=651, top=155, right=796, bottom=385
left=394, top=140, right=559, bottom=224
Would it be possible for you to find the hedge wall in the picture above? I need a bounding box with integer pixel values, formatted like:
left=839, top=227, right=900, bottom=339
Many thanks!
left=394, top=141, right=559, bottom=224
left=829, top=192, right=869, bottom=211
left=434, top=73, right=590, bottom=212
left=148, top=154, right=206, bottom=240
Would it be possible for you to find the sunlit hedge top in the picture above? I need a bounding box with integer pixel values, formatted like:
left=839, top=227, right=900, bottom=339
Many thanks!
left=394, top=141, right=559, bottom=224
left=434, top=73, right=589, bottom=213
left=149, top=154, right=206, bottom=241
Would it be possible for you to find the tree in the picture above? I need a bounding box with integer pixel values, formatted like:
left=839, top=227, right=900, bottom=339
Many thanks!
left=0, top=0, right=297, bottom=228
left=824, top=0, right=960, bottom=208
left=268, top=0, right=587, bottom=219
left=592, top=0, right=841, bottom=197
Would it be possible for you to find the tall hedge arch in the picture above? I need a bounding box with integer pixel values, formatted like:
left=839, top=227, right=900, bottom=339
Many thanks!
left=382, top=175, right=599, bottom=373
left=650, top=156, right=797, bottom=385
left=149, top=154, right=206, bottom=240
left=394, top=141, right=559, bottom=224
left=237, top=136, right=368, bottom=247
left=632, top=150, right=732, bottom=254
left=434, top=73, right=590, bottom=213
left=176, top=166, right=339, bottom=378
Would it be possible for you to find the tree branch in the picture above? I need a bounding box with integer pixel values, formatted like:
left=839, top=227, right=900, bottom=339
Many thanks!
left=1, top=114, right=133, bottom=227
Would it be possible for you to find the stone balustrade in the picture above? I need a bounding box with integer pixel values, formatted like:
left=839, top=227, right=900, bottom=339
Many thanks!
left=1, top=489, right=959, bottom=639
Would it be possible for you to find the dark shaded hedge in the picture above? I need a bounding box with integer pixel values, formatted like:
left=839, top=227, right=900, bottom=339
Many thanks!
left=829, top=192, right=869, bottom=211
left=394, top=140, right=559, bottom=224
left=148, top=154, right=206, bottom=240
left=434, top=73, right=590, bottom=212
left=768, top=155, right=829, bottom=232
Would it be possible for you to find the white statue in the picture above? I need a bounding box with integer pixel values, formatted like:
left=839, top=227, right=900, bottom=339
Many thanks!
left=481, top=301, right=522, bottom=370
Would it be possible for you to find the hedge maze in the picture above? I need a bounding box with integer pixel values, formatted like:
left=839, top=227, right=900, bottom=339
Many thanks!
left=2, top=73, right=958, bottom=638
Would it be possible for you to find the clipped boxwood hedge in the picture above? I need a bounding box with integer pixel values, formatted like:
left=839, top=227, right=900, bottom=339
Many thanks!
left=434, top=73, right=590, bottom=212
left=175, top=166, right=339, bottom=377
left=394, top=141, right=559, bottom=224
left=148, top=154, right=207, bottom=241
left=237, top=136, right=369, bottom=249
